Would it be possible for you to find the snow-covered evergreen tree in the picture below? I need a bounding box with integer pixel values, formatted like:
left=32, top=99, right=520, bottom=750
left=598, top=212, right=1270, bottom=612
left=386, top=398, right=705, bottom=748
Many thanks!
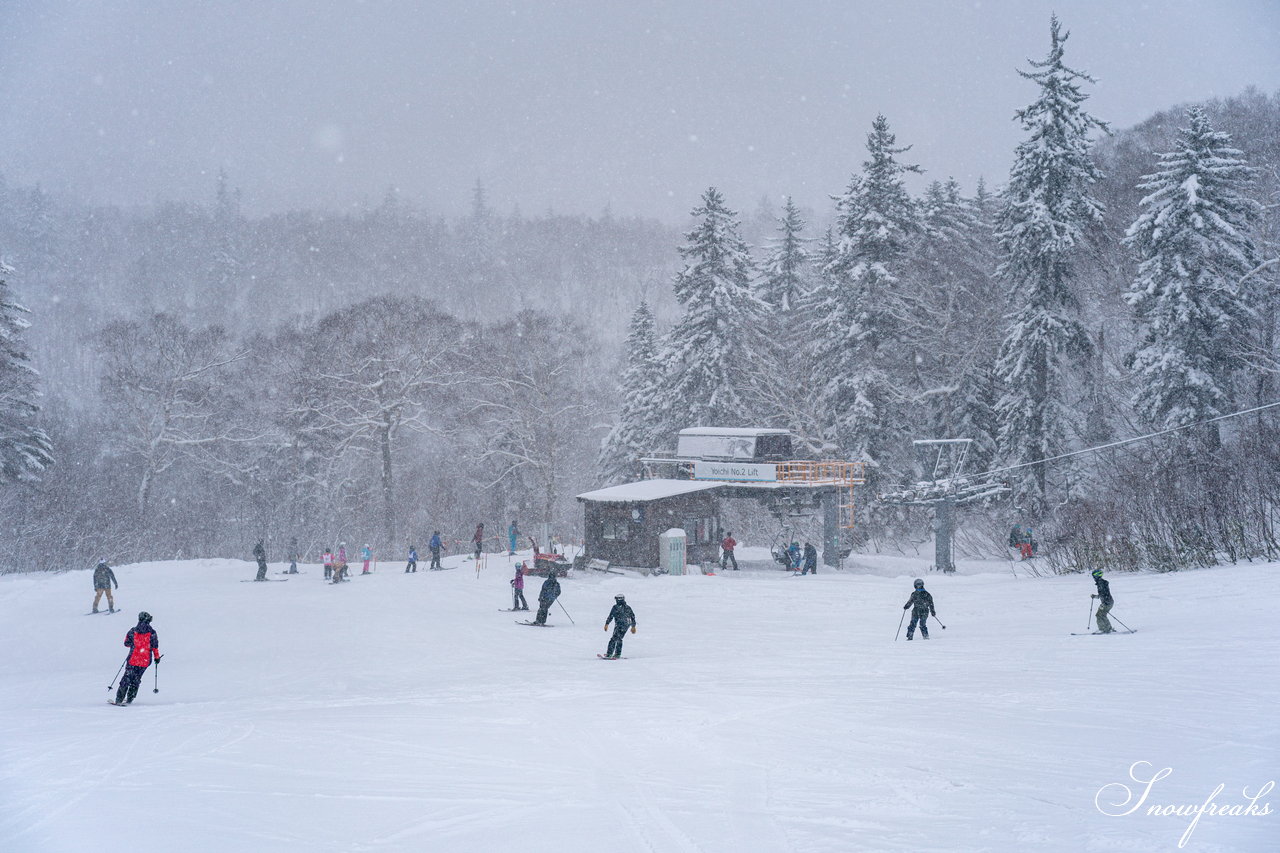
left=811, top=115, right=920, bottom=482
left=759, top=198, right=810, bottom=311
left=1123, top=106, right=1261, bottom=447
left=598, top=301, right=664, bottom=482
left=0, top=261, right=54, bottom=484
left=660, top=188, right=765, bottom=434
left=993, top=16, right=1108, bottom=513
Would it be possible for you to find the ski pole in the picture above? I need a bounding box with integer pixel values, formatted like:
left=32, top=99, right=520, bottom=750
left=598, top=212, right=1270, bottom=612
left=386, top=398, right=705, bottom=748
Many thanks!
left=108, top=657, right=128, bottom=690
left=153, top=659, right=160, bottom=694
left=1087, top=597, right=1095, bottom=629
left=933, top=616, right=946, bottom=630
left=895, top=609, right=907, bottom=641
left=1110, top=613, right=1134, bottom=633
left=557, top=598, right=575, bottom=625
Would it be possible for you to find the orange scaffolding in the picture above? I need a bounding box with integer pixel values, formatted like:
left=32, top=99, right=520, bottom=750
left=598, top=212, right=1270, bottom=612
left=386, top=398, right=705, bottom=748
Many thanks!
left=774, top=460, right=866, bottom=528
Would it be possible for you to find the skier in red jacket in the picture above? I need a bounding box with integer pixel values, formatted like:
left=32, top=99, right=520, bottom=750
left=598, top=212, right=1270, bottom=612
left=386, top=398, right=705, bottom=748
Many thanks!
left=720, top=532, right=739, bottom=571
left=113, top=612, right=161, bottom=706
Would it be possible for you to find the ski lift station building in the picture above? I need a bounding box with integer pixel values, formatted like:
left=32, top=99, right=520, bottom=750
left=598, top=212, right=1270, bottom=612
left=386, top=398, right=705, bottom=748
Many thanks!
left=576, top=428, right=864, bottom=571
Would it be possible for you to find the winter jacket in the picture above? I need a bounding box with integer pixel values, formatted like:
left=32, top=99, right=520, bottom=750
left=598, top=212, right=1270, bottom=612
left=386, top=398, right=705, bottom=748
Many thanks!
left=429, top=535, right=442, bottom=552
left=803, top=544, right=818, bottom=571
left=472, top=526, right=485, bottom=544
left=1094, top=576, right=1113, bottom=606
left=538, top=574, right=561, bottom=605
left=605, top=602, right=635, bottom=629
left=253, top=542, right=266, bottom=563
left=905, top=589, right=935, bottom=615
left=361, top=547, right=372, bottom=561
left=337, top=547, right=347, bottom=563
left=511, top=567, right=525, bottom=590
left=124, top=623, right=160, bottom=667
left=408, top=548, right=418, bottom=563
left=322, top=551, right=333, bottom=566
left=93, top=563, right=118, bottom=590
left=721, top=536, right=736, bottom=553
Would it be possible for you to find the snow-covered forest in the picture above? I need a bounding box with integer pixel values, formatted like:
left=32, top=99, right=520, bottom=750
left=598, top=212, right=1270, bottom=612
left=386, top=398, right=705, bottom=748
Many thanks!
left=1, top=21, right=1278, bottom=575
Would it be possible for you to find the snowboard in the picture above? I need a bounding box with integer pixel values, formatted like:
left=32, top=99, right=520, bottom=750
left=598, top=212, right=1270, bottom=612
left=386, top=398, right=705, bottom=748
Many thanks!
left=597, top=654, right=627, bottom=660
left=517, top=620, right=552, bottom=627
left=1071, top=630, right=1137, bottom=635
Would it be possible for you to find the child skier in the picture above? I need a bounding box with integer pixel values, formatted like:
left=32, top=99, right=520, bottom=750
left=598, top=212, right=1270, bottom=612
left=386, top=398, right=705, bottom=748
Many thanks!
left=113, top=611, right=161, bottom=706
left=405, top=545, right=418, bottom=573
left=602, top=593, right=636, bottom=658
left=1090, top=568, right=1114, bottom=634
left=92, top=560, right=118, bottom=613
left=903, top=578, right=936, bottom=640
left=360, top=544, right=373, bottom=574
left=510, top=564, right=528, bottom=611
left=323, top=548, right=334, bottom=581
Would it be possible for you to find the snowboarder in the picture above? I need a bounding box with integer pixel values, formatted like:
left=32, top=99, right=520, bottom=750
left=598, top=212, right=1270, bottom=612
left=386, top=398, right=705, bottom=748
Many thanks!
left=252, top=540, right=268, bottom=581
left=533, top=567, right=561, bottom=625
left=508, top=520, right=519, bottom=556
left=405, top=545, right=418, bottom=573
left=92, top=560, right=118, bottom=613
left=510, top=563, right=528, bottom=611
left=429, top=531, right=443, bottom=570
left=113, top=611, right=161, bottom=706
left=1090, top=568, right=1114, bottom=634
left=323, top=548, right=334, bottom=581
left=602, top=593, right=636, bottom=658
left=360, top=544, right=373, bottom=574
left=286, top=537, right=300, bottom=574
left=472, top=524, right=485, bottom=560
left=721, top=531, right=738, bottom=571
left=802, top=541, right=818, bottom=575
left=903, top=578, right=936, bottom=640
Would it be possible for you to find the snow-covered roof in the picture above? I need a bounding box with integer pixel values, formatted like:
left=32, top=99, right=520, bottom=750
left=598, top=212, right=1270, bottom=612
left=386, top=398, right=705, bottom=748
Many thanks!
left=576, top=479, right=723, bottom=503
left=677, top=427, right=792, bottom=437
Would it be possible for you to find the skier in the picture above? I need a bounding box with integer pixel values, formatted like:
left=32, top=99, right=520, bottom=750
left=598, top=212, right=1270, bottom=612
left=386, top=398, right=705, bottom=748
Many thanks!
left=533, top=566, right=561, bottom=625
left=802, top=541, right=818, bottom=575
left=1018, top=528, right=1035, bottom=561
left=112, top=611, right=161, bottom=706
left=508, top=520, right=519, bottom=556
left=360, top=544, right=373, bottom=574
left=720, top=531, right=738, bottom=571
left=286, top=537, right=300, bottom=574
left=429, top=531, right=443, bottom=570
left=252, top=540, right=268, bottom=581
left=787, top=541, right=802, bottom=572
left=602, top=593, right=636, bottom=658
left=472, top=524, right=485, bottom=561
left=1090, top=568, right=1114, bottom=634
left=510, top=563, right=528, bottom=611
left=92, top=560, right=119, bottom=613
left=405, top=545, right=418, bottom=573
left=903, top=578, right=936, bottom=640
left=322, top=547, right=334, bottom=581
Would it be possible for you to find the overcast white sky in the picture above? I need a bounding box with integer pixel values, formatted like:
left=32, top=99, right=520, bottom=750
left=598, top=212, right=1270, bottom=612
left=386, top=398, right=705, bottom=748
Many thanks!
left=1, top=0, right=1277, bottom=223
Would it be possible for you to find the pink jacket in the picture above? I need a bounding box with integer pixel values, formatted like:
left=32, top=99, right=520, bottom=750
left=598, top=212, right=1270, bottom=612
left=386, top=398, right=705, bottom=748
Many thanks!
left=511, top=567, right=525, bottom=589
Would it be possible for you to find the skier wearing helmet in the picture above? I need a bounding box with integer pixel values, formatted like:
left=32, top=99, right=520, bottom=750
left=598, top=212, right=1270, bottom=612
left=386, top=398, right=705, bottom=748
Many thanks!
left=360, top=544, right=373, bottom=575
left=602, top=594, right=636, bottom=659
left=903, top=578, right=936, bottom=640
left=1090, top=569, right=1114, bottom=634
left=113, top=612, right=161, bottom=705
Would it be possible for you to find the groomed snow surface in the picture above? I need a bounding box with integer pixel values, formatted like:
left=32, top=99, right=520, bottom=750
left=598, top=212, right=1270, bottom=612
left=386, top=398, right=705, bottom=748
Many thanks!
left=1, top=550, right=1275, bottom=852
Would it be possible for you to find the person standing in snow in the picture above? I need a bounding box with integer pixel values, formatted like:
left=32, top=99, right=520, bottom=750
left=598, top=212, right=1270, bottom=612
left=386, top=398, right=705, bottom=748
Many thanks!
left=286, top=537, right=300, bottom=574
left=802, top=541, right=818, bottom=575
left=405, top=545, right=418, bottom=573
left=429, top=531, right=443, bottom=570
left=720, top=531, right=738, bottom=571
left=1090, top=568, right=1114, bottom=634
left=787, top=541, right=802, bottom=572
left=533, top=567, right=561, bottom=625
left=92, top=560, right=119, bottom=613
left=472, top=524, right=485, bottom=560
left=333, top=542, right=349, bottom=582
left=510, top=563, right=528, bottom=611
left=602, top=593, right=636, bottom=658
left=508, top=520, right=519, bottom=556
left=113, top=611, right=161, bottom=706
left=903, top=578, right=936, bottom=640
left=323, top=547, right=334, bottom=581
left=360, top=544, right=373, bottom=574
left=252, top=540, right=268, bottom=581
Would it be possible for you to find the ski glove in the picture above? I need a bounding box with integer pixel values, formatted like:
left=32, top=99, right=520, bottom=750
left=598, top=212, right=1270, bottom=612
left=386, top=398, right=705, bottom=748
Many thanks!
left=603, top=624, right=609, bottom=631
left=903, top=604, right=910, bottom=611
left=1091, top=594, right=1098, bottom=599
left=630, top=626, right=636, bottom=634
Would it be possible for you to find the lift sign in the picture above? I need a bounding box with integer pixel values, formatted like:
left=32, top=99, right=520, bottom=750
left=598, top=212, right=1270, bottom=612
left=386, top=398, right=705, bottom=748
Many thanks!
left=693, top=461, right=778, bottom=482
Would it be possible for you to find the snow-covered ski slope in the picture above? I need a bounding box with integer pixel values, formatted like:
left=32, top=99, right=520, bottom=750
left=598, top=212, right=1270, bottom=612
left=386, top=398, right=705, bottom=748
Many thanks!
left=1, top=552, right=1275, bottom=852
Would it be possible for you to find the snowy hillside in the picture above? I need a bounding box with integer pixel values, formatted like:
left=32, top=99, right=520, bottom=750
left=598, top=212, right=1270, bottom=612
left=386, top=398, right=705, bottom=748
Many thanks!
left=1, top=553, right=1275, bottom=852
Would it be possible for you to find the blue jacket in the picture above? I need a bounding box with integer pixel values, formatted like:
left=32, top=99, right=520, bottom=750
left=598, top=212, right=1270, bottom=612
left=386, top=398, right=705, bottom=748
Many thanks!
left=429, top=535, right=442, bottom=552
left=408, top=548, right=418, bottom=562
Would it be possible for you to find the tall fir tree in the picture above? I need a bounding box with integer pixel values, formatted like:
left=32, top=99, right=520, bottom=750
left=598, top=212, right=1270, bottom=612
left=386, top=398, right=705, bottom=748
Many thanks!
left=598, top=301, right=664, bottom=482
left=660, top=188, right=764, bottom=435
left=0, top=261, right=54, bottom=484
left=812, top=114, right=920, bottom=482
left=759, top=197, right=810, bottom=311
left=993, top=16, right=1108, bottom=513
left=1122, top=106, right=1261, bottom=447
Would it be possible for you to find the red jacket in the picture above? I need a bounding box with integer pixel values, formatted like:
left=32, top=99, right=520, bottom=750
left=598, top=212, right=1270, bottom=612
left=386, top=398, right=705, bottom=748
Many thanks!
left=124, top=624, right=160, bottom=667
left=721, top=536, right=736, bottom=552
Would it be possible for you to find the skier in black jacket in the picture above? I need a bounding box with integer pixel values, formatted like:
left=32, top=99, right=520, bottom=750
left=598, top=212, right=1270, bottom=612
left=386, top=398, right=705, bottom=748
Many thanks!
left=113, top=612, right=161, bottom=705
left=903, top=578, right=935, bottom=640
left=801, top=542, right=818, bottom=575
left=252, top=540, right=268, bottom=581
left=603, top=594, right=636, bottom=658
left=92, top=561, right=119, bottom=613
left=1091, top=569, right=1114, bottom=633
left=533, top=570, right=561, bottom=625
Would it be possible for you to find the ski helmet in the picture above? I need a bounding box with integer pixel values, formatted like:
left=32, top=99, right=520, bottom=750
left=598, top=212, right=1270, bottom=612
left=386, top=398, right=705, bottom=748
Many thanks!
left=913, top=578, right=924, bottom=589
left=615, top=593, right=625, bottom=601
left=138, top=611, right=152, bottom=623
left=1091, top=568, right=1103, bottom=578
left=97, top=560, right=109, bottom=569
